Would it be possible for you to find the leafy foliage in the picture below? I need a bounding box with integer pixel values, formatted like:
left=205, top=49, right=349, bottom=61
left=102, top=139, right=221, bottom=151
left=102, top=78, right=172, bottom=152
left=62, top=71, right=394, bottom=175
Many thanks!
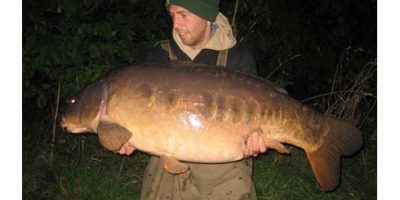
left=23, top=0, right=170, bottom=111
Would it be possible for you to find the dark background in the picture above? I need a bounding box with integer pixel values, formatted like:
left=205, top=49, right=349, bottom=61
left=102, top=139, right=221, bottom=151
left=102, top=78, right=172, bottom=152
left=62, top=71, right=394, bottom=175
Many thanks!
left=23, top=0, right=376, bottom=108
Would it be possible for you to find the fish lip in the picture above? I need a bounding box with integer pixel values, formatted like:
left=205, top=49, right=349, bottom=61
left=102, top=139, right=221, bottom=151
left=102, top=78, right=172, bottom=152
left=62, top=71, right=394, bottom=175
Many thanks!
left=64, top=125, right=90, bottom=133
left=68, top=127, right=90, bottom=133
left=60, top=117, right=90, bottom=133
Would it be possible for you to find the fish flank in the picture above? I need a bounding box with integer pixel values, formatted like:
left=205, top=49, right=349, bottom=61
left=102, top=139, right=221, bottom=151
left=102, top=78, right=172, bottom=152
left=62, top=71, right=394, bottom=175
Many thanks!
left=260, top=105, right=270, bottom=123
left=134, top=84, right=155, bottom=107
left=229, top=97, right=244, bottom=124
left=156, top=88, right=180, bottom=112
left=245, top=98, right=260, bottom=123
left=201, top=92, right=217, bottom=119
left=216, top=95, right=229, bottom=122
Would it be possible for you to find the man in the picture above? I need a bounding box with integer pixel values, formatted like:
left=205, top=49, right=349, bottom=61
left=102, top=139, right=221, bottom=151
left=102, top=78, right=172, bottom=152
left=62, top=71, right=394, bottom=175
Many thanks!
left=117, top=0, right=267, bottom=199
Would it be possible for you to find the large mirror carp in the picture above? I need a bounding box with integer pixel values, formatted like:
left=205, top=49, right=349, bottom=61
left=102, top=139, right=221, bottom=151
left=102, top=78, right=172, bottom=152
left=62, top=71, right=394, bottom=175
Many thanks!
left=61, top=62, right=362, bottom=191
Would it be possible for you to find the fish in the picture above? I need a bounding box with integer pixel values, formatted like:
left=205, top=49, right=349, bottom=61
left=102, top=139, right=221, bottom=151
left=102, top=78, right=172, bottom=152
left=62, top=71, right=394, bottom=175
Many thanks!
left=61, top=61, right=363, bottom=191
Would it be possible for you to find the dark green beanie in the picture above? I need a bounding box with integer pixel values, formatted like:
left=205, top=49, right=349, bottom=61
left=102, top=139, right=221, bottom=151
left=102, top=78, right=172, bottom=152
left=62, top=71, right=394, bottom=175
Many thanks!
left=166, top=0, right=220, bottom=22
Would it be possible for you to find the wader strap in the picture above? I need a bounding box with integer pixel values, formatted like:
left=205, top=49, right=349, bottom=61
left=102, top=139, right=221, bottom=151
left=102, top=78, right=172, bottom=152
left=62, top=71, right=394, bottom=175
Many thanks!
left=160, top=40, right=177, bottom=61
left=216, top=49, right=228, bottom=67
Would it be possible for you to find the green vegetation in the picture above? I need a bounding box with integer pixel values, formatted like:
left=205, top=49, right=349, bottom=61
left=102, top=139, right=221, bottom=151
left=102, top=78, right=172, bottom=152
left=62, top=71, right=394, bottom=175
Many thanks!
left=23, top=0, right=376, bottom=199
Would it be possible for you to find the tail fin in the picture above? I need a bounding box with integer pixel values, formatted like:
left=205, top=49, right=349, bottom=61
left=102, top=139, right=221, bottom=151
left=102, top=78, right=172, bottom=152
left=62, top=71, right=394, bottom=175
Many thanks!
left=306, top=116, right=363, bottom=191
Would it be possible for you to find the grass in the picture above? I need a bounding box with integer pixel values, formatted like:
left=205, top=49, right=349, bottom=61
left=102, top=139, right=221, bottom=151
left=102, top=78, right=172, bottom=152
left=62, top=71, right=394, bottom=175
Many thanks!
left=23, top=132, right=376, bottom=200
left=23, top=130, right=149, bottom=200
left=253, top=141, right=376, bottom=200
left=23, top=62, right=376, bottom=200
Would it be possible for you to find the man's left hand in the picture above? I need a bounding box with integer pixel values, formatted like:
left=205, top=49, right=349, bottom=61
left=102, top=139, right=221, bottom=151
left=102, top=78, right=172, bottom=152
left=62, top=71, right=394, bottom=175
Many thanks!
left=244, top=132, right=267, bottom=158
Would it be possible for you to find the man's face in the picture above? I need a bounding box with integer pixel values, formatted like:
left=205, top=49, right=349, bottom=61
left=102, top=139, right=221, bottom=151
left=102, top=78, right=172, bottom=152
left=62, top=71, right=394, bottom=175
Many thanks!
left=169, top=4, right=211, bottom=48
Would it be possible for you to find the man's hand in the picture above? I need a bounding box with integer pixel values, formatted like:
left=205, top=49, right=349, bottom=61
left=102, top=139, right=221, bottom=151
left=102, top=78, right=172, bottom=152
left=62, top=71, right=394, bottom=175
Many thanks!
left=244, top=132, right=267, bottom=158
left=115, top=142, right=136, bottom=155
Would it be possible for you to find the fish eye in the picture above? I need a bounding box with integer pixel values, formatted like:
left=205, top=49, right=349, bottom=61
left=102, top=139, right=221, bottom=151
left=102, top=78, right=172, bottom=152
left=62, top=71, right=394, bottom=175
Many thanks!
left=67, top=97, right=76, bottom=104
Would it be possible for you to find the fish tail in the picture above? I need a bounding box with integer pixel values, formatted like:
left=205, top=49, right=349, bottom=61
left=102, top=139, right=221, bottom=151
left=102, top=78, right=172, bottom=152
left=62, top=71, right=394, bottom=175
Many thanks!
left=305, top=116, right=363, bottom=191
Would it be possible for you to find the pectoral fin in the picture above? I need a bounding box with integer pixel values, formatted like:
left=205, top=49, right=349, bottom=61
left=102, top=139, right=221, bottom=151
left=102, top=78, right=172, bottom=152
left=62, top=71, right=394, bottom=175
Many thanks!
left=263, top=135, right=290, bottom=154
left=97, top=121, right=132, bottom=151
left=252, top=128, right=289, bottom=154
left=160, top=156, right=189, bottom=174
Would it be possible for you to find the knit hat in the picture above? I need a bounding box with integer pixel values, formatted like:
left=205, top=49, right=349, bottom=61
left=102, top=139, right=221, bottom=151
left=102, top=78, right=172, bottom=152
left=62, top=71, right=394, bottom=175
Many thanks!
left=166, top=0, right=220, bottom=22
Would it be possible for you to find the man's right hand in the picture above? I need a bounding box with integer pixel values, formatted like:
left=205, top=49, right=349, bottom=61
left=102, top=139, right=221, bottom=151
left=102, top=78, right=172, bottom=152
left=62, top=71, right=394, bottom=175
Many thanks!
left=115, top=142, right=136, bottom=155
left=244, top=132, right=267, bottom=158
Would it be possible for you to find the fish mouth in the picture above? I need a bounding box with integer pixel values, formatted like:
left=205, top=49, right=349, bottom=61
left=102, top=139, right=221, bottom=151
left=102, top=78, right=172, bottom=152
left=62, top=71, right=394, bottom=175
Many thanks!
left=66, top=127, right=91, bottom=133
left=60, top=116, right=90, bottom=133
